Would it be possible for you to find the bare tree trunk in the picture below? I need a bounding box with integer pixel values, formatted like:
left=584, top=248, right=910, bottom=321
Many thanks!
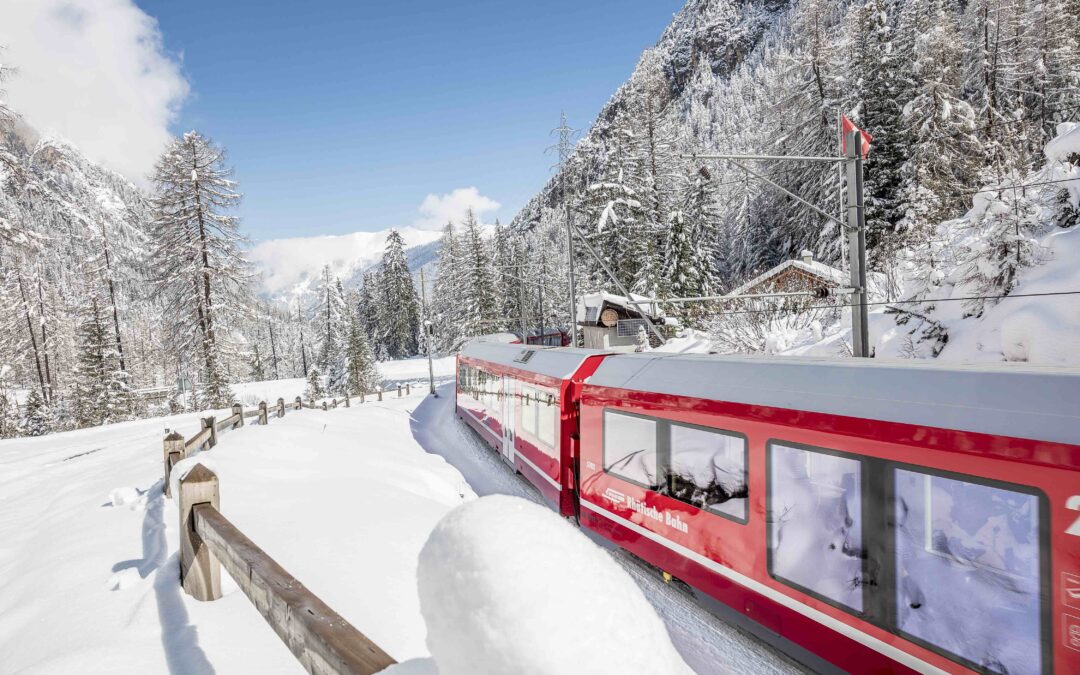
left=191, top=144, right=218, bottom=398
left=267, top=309, right=280, bottom=380
left=36, top=270, right=53, bottom=402
left=16, top=267, right=48, bottom=402
left=99, top=220, right=126, bottom=372
left=298, top=302, right=308, bottom=377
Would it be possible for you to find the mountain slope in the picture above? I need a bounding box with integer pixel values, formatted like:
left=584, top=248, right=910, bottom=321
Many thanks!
left=250, top=227, right=442, bottom=303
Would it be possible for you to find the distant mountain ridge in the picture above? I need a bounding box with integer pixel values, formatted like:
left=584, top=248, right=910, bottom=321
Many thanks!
left=249, top=227, right=443, bottom=306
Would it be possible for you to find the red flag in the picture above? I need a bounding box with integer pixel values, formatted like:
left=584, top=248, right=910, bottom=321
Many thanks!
left=840, top=115, right=873, bottom=159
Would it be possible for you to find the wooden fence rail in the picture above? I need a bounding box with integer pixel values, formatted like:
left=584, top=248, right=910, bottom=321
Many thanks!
left=161, top=385, right=412, bottom=501
left=178, top=466, right=396, bottom=674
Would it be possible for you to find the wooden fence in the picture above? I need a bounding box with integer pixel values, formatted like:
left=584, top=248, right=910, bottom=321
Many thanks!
left=162, top=384, right=417, bottom=674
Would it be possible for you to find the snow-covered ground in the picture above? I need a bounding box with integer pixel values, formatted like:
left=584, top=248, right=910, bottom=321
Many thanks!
left=0, top=374, right=798, bottom=674
left=229, top=356, right=456, bottom=407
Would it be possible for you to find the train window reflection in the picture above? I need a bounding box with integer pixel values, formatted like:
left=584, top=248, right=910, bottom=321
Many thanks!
left=768, top=443, right=864, bottom=612
left=893, top=470, right=1042, bottom=675
left=665, top=424, right=747, bottom=522
left=537, top=392, right=556, bottom=447
left=603, top=411, right=658, bottom=488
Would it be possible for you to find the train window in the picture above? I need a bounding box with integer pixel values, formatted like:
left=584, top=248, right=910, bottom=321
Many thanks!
left=603, top=410, right=658, bottom=489
left=665, top=424, right=747, bottom=522
left=893, top=470, right=1044, bottom=675
left=520, top=386, right=537, bottom=437
left=768, top=443, right=864, bottom=612
left=537, top=392, right=557, bottom=447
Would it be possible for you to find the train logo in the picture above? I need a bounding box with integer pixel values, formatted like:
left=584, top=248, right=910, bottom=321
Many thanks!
left=602, top=487, right=625, bottom=506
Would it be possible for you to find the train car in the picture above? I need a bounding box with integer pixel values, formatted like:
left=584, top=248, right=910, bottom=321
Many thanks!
left=455, top=341, right=608, bottom=515
left=576, top=353, right=1080, bottom=674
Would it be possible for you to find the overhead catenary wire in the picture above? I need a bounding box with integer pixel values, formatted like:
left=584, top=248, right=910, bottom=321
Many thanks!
left=704, top=289, right=1080, bottom=318
left=951, top=176, right=1080, bottom=197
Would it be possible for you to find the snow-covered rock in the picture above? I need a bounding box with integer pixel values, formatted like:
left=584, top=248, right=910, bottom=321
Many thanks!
left=414, top=495, right=691, bottom=675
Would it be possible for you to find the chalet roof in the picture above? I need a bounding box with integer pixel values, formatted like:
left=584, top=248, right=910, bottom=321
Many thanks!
left=726, top=258, right=848, bottom=297
left=726, top=257, right=889, bottom=300
left=577, top=292, right=663, bottom=327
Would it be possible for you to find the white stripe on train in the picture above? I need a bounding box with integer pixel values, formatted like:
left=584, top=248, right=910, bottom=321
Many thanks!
left=580, top=499, right=946, bottom=675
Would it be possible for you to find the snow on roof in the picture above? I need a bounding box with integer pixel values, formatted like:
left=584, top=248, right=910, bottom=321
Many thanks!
left=460, top=342, right=604, bottom=379
left=726, top=257, right=889, bottom=300
left=586, top=352, right=1080, bottom=447
left=726, top=258, right=848, bottom=298
left=473, top=332, right=521, bottom=344
left=577, top=292, right=663, bottom=321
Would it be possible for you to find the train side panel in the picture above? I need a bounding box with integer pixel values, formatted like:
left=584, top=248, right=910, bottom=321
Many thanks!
left=578, top=383, right=1080, bottom=675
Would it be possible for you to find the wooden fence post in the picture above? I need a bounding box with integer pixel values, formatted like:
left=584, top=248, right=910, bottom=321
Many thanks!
left=344, top=392, right=350, bottom=408
left=277, top=398, right=285, bottom=418
left=179, top=464, right=222, bottom=601
left=397, top=384, right=402, bottom=398
left=406, top=383, right=411, bottom=396
left=295, top=396, right=302, bottom=411
left=377, top=389, right=383, bottom=401
left=259, top=401, right=268, bottom=425
left=163, top=431, right=185, bottom=498
left=233, top=403, right=244, bottom=428
left=202, top=416, right=218, bottom=448
left=360, top=392, right=365, bottom=404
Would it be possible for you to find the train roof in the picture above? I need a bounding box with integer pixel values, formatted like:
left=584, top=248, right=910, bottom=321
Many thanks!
left=586, top=352, right=1080, bottom=446
left=459, top=342, right=605, bottom=379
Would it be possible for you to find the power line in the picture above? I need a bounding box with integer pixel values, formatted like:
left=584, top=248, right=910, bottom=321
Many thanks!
left=709, top=289, right=1080, bottom=318
left=953, top=176, right=1080, bottom=197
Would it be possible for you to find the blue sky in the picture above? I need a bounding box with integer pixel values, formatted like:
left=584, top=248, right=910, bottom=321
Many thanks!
left=135, top=0, right=684, bottom=241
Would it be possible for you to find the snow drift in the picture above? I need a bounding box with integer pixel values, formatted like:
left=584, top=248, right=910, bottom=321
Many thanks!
left=409, top=495, right=692, bottom=675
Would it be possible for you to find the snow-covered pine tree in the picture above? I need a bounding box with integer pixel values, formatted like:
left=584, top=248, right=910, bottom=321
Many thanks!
left=249, top=343, right=266, bottom=383
left=305, top=366, right=323, bottom=402
left=430, top=222, right=462, bottom=350
left=22, top=389, right=52, bottom=436
left=844, top=0, right=909, bottom=262
left=583, top=114, right=644, bottom=292
left=897, top=0, right=982, bottom=250
left=376, top=230, right=421, bottom=359
left=959, top=188, right=1042, bottom=316
left=72, top=284, right=131, bottom=427
left=313, top=267, right=348, bottom=396
left=344, top=289, right=381, bottom=395
left=666, top=165, right=718, bottom=327
left=457, top=210, right=498, bottom=340
left=624, top=49, right=677, bottom=298
left=148, top=131, right=249, bottom=409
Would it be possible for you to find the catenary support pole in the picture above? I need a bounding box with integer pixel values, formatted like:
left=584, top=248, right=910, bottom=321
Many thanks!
left=845, top=129, right=870, bottom=357
left=419, top=268, right=437, bottom=397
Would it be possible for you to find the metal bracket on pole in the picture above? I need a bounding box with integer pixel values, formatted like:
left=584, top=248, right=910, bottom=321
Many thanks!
left=845, top=130, right=870, bottom=357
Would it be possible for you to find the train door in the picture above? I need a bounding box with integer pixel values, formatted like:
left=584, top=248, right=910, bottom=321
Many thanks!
left=501, top=376, right=515, bottom=464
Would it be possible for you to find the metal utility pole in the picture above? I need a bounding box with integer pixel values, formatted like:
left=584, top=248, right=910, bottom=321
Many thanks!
left=419, top=268, right=436, bottom=396
left=553, top=112, right=580, bottom=347
left=845, top=130, right=870, bottom=357
left=518, top=262, right=527, bottom=340
left=538, top=257, right=546, bottom=344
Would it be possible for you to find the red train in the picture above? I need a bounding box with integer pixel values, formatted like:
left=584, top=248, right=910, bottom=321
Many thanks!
left=456, top=341, right=1080, bottom=674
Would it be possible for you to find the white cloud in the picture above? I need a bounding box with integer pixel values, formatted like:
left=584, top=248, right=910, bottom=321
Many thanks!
left=0, top=0, right=189, bottom=183
left=414, top=187, right=500, bottom=229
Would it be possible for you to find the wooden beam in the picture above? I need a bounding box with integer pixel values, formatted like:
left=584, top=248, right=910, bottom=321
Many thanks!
left=179, top=464, right=222, bottom=601
left=163, top=431, right=185, bottom=498
left=194, top=505, right=397, bottom=674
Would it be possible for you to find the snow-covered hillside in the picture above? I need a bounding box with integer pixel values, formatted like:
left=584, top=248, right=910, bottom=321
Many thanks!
left=250, top=227, right=442, bottom=302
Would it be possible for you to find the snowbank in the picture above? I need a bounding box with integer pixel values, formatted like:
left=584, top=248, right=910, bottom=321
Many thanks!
left=409, top=495, right=691, bottom=675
